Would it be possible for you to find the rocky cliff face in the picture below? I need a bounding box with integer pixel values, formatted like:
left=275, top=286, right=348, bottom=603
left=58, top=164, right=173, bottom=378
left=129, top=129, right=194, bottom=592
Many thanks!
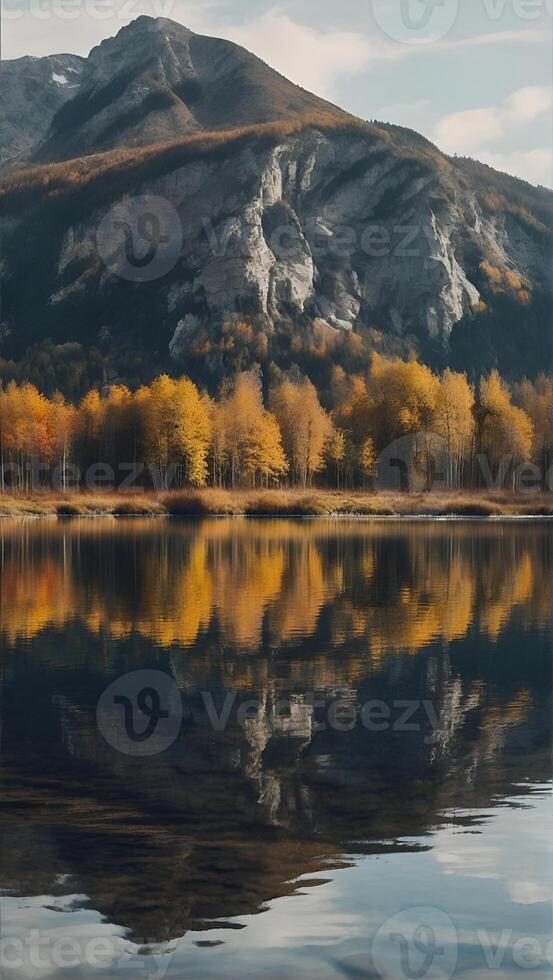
left=1, top=17, right=551, bottom=388
left=53, top=129, right=545, bottom=338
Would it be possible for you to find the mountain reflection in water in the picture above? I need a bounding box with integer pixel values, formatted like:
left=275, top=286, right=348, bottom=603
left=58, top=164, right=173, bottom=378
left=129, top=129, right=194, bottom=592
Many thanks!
left=0, top=518, right=551, bottom=976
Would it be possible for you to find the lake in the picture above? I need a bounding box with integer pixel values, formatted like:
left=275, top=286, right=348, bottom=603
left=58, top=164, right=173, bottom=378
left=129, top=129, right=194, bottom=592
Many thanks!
left=1, top=518, right=551, bottom=979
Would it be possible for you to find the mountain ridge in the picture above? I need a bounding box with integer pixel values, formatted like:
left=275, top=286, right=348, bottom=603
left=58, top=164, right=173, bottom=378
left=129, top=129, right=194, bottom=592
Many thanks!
left=2, top=16, right=348, bottom=167
left=1, top=16, right=551, bottom=393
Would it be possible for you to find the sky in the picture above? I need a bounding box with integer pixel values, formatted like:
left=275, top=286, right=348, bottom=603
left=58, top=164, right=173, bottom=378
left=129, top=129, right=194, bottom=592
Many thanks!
left=3, top=0, right=552, bottom=187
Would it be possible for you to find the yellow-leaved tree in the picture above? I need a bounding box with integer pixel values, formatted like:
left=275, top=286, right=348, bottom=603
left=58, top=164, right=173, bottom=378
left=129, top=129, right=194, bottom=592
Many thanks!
left=213, top=371, right=266, bottom=487
left=49, top=392, right=77, bottom=491
left=434, top=369, right=474, bottom=488
left=141, top=374, right=212, bottom=488
left=359, top=437, right=377, bottom=488
left=270, top=378, right=333, bottom=487
left=514, top=374, right=553, bottom=488
left=476, top=370, right=534, bottom=488
left=172, top=378, right=212, bottom=487
left=74, top=389, right=105, bottom=474
left=245, top=410, right=288, bottom=487
left=326, top=428, right=346, bottom=489
left=140, top=374, right=175, bottom=488
left=368, top=353, right=439, bottom=445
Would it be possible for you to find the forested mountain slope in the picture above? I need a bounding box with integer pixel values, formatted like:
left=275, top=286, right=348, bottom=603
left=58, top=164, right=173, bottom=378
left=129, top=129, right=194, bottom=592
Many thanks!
left=1, top=16, right=551, bottom=395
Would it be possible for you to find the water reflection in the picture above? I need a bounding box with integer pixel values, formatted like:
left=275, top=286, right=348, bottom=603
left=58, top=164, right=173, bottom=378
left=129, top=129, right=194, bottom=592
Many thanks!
left=0, top=519, right=551, bottom=976
left=1, top=519, right=551, bottom=651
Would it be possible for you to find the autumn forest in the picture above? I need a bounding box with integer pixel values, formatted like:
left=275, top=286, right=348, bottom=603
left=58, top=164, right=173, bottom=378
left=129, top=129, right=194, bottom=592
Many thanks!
left=1, top=354, right=552, bottom=493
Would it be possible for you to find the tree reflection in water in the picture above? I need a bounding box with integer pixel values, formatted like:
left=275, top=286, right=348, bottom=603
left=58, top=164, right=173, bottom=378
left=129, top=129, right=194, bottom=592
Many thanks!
left=0, top=519, right=551, bottom=946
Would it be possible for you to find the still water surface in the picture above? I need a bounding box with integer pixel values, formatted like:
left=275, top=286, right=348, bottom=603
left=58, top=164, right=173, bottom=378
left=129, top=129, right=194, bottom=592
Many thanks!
left=1, top=519, right=551, bottom=979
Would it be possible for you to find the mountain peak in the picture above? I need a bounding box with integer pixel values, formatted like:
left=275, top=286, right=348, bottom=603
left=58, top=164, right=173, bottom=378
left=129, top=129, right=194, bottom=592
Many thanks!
left=3, top=15, right=344, bottom=166
left=91, top=14, right=196, bottom=51
left=1, top=18, right=551, bottom=382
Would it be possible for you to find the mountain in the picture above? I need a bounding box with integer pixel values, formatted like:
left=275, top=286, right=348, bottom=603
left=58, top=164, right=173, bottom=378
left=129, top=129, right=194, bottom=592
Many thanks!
left=1, top=16, right=551, bottom=395
left=0, top=53, right=84, bottom=166
left=3, top=17, right=346, bottom=166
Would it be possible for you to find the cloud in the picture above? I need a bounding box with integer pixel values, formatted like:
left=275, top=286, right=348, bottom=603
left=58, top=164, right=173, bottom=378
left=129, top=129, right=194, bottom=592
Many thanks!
left=433, top=86, right=552, bottom=185
left=376, top=98, right=432, bottom=126
left=226, top=14, right=549, bottom=102
left=503, top=85, right=553, bottom=122
left=3, top=2, right=548, bottom=74
left=226, top=9, right=374, bottom=99
left=508, top=879, right=552, bottom=905
left=473, top=148, right=553, bottom=188
left=436, top=27, right=547, bottom=50
left=224, top=10, right=545, bottom=101
left=435, top=106, right=504, bottom=154
left=375, top=88, right=553, bottom=186
left=435, top=86, right=552, bottom=156
left=432, top=85, right=553, bottom=187
left=3, top=2, right=551, bottom=188
left=377, top=98, right=432, bottom=116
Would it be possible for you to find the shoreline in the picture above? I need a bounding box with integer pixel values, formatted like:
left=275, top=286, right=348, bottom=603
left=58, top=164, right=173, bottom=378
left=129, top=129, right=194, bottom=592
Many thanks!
left=1, top=489, right=552, bottom=519
left=3, top=515, right=552, bottom=522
